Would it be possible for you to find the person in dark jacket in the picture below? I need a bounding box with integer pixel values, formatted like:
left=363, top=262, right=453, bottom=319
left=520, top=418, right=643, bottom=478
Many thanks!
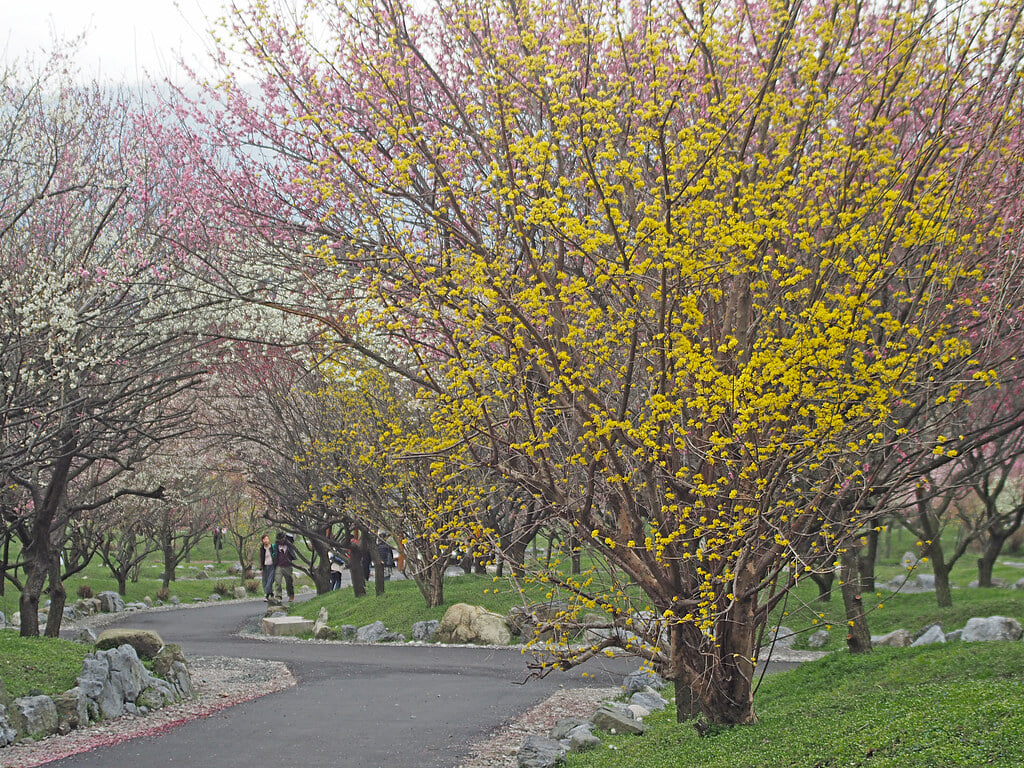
left=274, top=532, right=297, bottom=603
left=257, top=533, right=276, bottom=601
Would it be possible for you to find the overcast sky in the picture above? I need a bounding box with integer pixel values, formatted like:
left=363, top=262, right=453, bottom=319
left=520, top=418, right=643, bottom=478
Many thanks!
left=3, top=0, right=225, bottom=82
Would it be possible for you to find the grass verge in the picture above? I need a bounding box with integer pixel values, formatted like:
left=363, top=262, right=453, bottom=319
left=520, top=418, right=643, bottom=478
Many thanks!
left=568, top=643, right=1024, bottom=768
left=0, top=633, right=91, bottom=698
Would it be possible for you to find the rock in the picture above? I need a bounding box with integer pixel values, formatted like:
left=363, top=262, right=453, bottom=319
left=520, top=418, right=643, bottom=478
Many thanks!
left=807, top=629, right=830, bottom=648
left=234, top=586, right=248, bottom=599
left=339, top=625, right=357, bottom=640
left=567, top=723, right=601, bottom=752
left=911, top=624, right=946, bottom=647
left=169, top=595, right=181, bottom=605
left=628, top=703, right=650, bottom=719
left=195, top=570, right=209, bottom=580
left=10, top=612, right=20, bottom=627
left=137, top=679, right=175, bottom=710
left=207, top=593, right=222, bottom=601
left=946, top=629, right=963, bottom=642
left=591, top=704, right=646, bottom=735
left=356, top=620, right=390, bottom=643
left=630, top=690, right=668, bottom=711
left=622, top=667, right=665, bottom=694
left=62, top=606, right=80, bottom=622
left=53, top=687, right=91, bottom=733
left=1, top=680, right=24, bottom=746
left=900, top=551, right=919, bottom=569
left=96, top=628, right=165, bottom=660
left=261, top=616, right=315, bottom=636
left=913, top=573, right=936, bottom=591
left=59, top=626, right=98, bottom=645
left=227, top=563, right=244, bottom=575
left=0, top=610, right=8, bottom=629
left=871, top=629, right=913, bottom=648
left=517, top=733, right=568, bottom=768
left=14, top=696, right=58, bottom=740
left=412, top=620, right=440, bottom=642
left=549, top=718, right=588, bottom=740
left=765, top=625, right=797, bottom=648
left=437, top=603, right=513, bottom=645
left=507, top=601, right=571, bottom=639
left=96, top=591, right=125, bottom=613
left=142, top=596, right=154, bottom=608
left=313, top=607, right=337, bottom=640
left=961, top=616, right=1023, bottom=642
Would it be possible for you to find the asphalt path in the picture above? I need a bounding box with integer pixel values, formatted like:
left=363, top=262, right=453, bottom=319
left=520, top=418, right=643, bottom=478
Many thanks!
left=44, top=600, right=637, bottom=768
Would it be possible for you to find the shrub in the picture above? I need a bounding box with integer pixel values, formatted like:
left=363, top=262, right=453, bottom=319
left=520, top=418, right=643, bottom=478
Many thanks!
left=76, top=583, right=94, bottom=599
left=212, top=581, right=232, bottom=596
left=245, top=579, right=260, bottom=594
left=156, top=586, right=170, bottom=602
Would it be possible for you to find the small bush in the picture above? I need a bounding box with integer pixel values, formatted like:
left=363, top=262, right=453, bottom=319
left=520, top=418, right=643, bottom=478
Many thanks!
left=213, top=581, right=232, bottom=596
left=245, top=579, right=260, bottom=594
left=76, top=583, right=94, bottom=599
left=155, top=586, right=170, bottom=602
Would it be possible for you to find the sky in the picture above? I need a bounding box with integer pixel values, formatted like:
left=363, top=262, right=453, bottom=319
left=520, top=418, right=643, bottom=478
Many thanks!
left=3, top=0, right=225, bottom=82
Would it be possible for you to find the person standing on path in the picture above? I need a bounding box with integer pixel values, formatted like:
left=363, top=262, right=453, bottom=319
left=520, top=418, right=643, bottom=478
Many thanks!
left=258, top=533, right=277, bottom=601
left=274, top=532, right=297, bottom=602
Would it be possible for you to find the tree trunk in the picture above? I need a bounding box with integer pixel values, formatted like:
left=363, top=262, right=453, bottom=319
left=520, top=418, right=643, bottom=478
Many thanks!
left=117, top=573, right=129, bottom=596
left=858, top=528, right=879, bottom=592
left=20, top=435, right=74, bottom=637
left=809, top=569, right=834, bottom=602
left=928, top=544, right=953, bottom=608
left=43, top=552, right=67, bottom=638
left=977, top=532, right=1008, bottom=588
left=840, top=547, right=872, bottom=654
left=162, top=530, right=175, bottom=589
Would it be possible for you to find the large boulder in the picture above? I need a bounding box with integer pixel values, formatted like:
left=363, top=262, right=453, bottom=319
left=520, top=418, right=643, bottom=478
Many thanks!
left=13, top=695, right=58, bottom=740
left=765, top=625, right=797, bottom=648
left=622, top=666, right=666, bottom=694
left=96, top=591, right=125, bottom=613
left=961, top=616, right=1023, bottom=642
left=0, top=610, right=6, bottom=628
left=96, top=628, right=165, bottom=660
left=630, top=690, right=668, bottom=711
left=567, top=723, right=600, bottom=752
left=0, top=680, right=23, bottom=747
left=53, top=687, right=91, bottom=733
left=517, top=733, right=568, bottom=768
left=871, top=628, right=913, bottom=648
left=437, top=603, right=512, bottom=645
left=807, top=629, right=830, bottom=648
left=911, top=624, right=946, bottom=647
left=591, top=704, right=646, bottom=735
left=412, top=620, right=440, bottom=643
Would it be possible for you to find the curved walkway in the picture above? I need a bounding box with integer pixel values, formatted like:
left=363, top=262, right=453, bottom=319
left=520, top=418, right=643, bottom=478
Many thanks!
left=40, top=600, right=634, bottom=768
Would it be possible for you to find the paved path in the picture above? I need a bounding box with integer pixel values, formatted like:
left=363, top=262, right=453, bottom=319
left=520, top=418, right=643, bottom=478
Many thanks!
left=45, top=600, right=635, bottom=768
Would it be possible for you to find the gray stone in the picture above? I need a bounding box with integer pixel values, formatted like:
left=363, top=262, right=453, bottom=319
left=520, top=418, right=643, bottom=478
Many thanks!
left=766, top=625, right=797, bottom=648
left=313, top=607, right=337, bottom=640
left=628, top=703, right=650, bottom=719
left=0, top=610, right=7, bottom=629
left=871, top=628, right=913, bottom=648
left=356, top=620, right=390, bottom=643
left=105, top=645, right=151, bottom=708
left=339, top=625, right=357, bottom=640
left=961, top=616, right=1023, bottom=642
left=152, top=644, right=189, bottom=680
left=262, top=616, right=315, bottom=636
left=228, top=563, right=244, bottom=575
left=63, top=606, right=80, bottom=622
left=59, top=626, right=98, bottom=645
left=630, top=690, right=668, bottom=711
left=14, top=696, right=58, bottom=740
left=76, top=655, right=110, bottom=699
left=165, top=660, right=195, bottom=700
left=517, top=733, right=568, bottom=768
left=96, top=628, right=165, bottom=660
left=436, top=603, right=512, bottom=645
left=195, top=570, right=209, bottom=580
left=807, top=629, right=830, bottom=648
left=142, top=596, right=154, bottom=608
left=946, top=629, right=963, bottom=642
left=567, top=723, right=600, bottom=752
left=53, top=687, right=90, bottom=733
left=169, top=595, right=181, bottom=605
left=911, top=624, right=946, bottom=647
left=591, top=704, right=646, bottom=735
left=412, top=620, right=440, bottom=642
left=10, top=612, right=20, bottom=627
left=900, top=551, right=919, bottom=569
left=207, top=593, right=222, bottom=601
left=234, top=586, right=248, bottom=599
left=968, top=578, right=1008, bottom=588
left=124, top=602, right=148, bottom=612
left=137, top=679, right=175, bottom=710
left=622, top=667, right=665, bottom=694
left=913, top=573, right=936, bottom=591
left=549, top=717, right=588, bottom=740
left=96, top=591, right=125, bottom=613
left=0, top=704, right=17, bottom=747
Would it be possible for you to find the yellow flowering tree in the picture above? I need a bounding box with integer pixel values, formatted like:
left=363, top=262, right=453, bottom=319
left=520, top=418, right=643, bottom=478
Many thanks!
left=168, top=0, right=1024, bottom=725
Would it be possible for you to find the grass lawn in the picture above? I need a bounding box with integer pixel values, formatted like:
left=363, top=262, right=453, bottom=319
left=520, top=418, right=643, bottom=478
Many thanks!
left=0, top=633, right=91, bottom=698
left=566, top=643, right=1024, bottom=768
